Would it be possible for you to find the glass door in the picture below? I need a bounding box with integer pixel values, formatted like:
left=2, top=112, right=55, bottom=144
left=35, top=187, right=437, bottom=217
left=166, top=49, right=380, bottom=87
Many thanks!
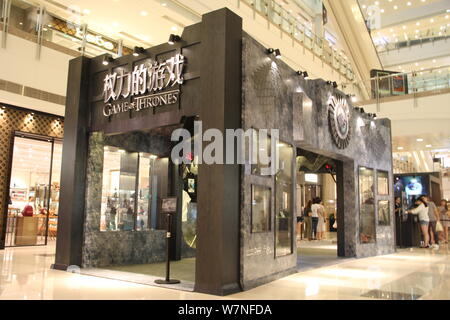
left=48, top=140, right=62, bottom=242
left=5, top=134, right=62, bottom=247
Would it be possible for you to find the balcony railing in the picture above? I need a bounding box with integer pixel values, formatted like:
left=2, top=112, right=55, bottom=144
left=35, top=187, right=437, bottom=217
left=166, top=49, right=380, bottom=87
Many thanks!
left=342, top=65, right=450, bottom=104
left=238, top=0, right=355, bottom=81
left=374, top=27, right=450, bottom=53
left=1, top=0, right=357, bottom=81
left=0, top=0, right=133, bottom=59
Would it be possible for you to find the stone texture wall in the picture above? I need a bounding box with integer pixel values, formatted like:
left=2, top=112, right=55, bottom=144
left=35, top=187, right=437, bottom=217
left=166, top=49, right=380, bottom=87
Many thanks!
left=82, top=131, right=170, bottom=268
left=0, top=105, right=64, bottom=248
left=241, top=33, right=395, bottom=289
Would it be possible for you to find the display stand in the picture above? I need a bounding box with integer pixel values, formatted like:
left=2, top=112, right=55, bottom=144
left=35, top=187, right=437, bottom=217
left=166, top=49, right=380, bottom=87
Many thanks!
left=155, top=198, right=180, bottom=285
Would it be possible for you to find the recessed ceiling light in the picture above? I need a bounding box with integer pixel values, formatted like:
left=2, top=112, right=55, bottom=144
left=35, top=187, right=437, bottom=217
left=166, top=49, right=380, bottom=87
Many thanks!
left=426, top=145, right=432, bottom=148
left=430, top=18, right=434, bottom=23
left=83, top=9, right=91, bottom=15
left=140, top=11, right=148, bottom=16
left=407, top=1, right=412, bottom=5
left=417, top=138, right=424, bottom=142
left=397, top=147, right=404, bottom=150
left=394, top=5, right=398, bottom=10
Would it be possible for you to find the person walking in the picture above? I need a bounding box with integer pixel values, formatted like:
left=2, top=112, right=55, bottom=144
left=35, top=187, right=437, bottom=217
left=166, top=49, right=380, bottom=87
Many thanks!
left=407, top=195, right=430, bottom=248
left=303, top=200, right=313, bottom=241
left=311, top=198, right=321, bottom=240
left=296, top=204, right=304, bottom=240
left=438, top=199, right=450, bottom=244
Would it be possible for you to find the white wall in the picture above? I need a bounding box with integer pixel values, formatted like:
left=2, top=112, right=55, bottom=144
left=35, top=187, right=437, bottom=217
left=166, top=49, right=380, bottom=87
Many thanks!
left=363, top=92, right=450, bottom=138
left=0, top=33, right=73, bottom=115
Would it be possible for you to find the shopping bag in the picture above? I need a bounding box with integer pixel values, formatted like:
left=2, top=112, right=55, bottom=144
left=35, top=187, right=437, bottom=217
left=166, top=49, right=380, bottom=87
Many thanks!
left=436, top=221, right=444, bottom=232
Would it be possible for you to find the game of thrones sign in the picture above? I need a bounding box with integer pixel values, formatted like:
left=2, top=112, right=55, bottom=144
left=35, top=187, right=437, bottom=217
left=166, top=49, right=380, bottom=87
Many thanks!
left=102, top=53, right=185, bottom=117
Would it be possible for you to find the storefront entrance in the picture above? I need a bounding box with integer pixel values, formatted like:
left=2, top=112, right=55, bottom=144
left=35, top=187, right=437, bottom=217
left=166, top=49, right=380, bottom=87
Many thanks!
left=296, top=149, right=345, bottom=271
left=79, top=127, right=197, bottom=287
left=5, top=133, right=62, bottom=247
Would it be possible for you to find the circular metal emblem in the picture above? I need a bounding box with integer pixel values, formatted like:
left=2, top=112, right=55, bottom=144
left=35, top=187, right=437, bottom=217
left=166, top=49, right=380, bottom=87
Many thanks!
left=328, top=95, right=351, bottom=149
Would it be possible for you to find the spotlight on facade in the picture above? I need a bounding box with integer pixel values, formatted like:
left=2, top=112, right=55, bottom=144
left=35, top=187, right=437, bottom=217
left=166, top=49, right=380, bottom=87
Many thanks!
left=274, top=49, right=282, bottom=59
left=332, top=81, right=338, bottom=88
left=267, top=48, right=281, bottom=59
left=133, top=46, right=146, bottom=57
left=326, top=80, right=332, bottom=85
left=168, top=34, right=181, bottom=45
left=296, top=71, right=309, bottom=79
left=102, top=55, right=114, bottom=66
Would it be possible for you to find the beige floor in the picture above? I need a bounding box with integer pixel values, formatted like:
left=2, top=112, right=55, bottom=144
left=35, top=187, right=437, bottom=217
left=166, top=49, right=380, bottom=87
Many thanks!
left=106, top=258, right=196, bottom=283
left=1, top=243, right=450, bottom=300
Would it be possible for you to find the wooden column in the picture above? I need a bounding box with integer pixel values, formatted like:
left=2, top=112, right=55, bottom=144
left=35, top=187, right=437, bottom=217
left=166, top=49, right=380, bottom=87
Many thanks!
left=195, top=8, right=242, bottom=295
left=53, top=56, right=90, bottom=270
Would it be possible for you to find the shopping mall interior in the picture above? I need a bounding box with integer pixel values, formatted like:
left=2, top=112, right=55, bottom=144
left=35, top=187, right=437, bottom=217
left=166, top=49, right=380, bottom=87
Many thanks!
left=1, top=0, right=450, bottom=302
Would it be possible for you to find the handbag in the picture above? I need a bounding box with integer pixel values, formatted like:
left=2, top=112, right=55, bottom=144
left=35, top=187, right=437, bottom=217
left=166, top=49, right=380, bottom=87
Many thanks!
left=333, top=221, right=337, bottom=229
left=436, top=221, right=444, bottom=232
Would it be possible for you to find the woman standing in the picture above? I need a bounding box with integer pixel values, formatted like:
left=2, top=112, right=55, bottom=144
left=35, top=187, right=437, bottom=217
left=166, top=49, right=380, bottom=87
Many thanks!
left=407, top=195, right=430, bottom=248
left=316, top=199, right=326, bottom=241
left=438, top=199, right=450, bottom=244
left=303, top=200, right=313, bottom=241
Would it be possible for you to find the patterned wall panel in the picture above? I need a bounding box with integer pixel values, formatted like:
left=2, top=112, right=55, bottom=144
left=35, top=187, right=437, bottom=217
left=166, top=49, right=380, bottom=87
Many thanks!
left=0, top=105, right=64, bottom=248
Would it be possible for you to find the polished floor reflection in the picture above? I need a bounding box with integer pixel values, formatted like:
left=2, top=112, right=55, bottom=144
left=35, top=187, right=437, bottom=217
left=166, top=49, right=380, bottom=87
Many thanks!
left=1, top=244, right=450, bottom=300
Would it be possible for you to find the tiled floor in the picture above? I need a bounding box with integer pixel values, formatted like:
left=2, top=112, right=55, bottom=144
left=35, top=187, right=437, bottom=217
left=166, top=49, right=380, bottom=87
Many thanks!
left=1, top=243, right=450, bottom=300
left=297, top=234, right=345, bottom=272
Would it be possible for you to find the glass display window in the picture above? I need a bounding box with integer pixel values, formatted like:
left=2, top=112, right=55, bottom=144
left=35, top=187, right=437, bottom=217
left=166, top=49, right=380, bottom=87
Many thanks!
left=377, top=170, right=389, bottom=195
left=251, top=185, right=271, bottom=233
left=275, top=141, right=294, bottom=257
left=251, top=130, right=273, bottom=176
left=100, top=146, right=158, bottom=232
left=378, top=200, right=391, bottom=226
left=359, top=167, right=376, bottom=244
